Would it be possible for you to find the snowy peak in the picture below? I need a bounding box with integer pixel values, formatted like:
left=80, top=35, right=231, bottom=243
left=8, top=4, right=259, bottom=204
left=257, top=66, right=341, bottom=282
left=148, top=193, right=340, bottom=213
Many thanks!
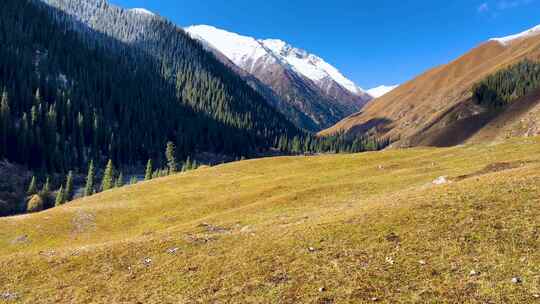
left=259, top=38, right=365, bottom=95
left=185, top=25, right=274, bottom=72
left=490, top=24, right=540, bottom=46
left=367, top=85, right=399, bottom=98
left=129, top=8, right=155, bottom=16
left=185, top=25, right=366, bottom=96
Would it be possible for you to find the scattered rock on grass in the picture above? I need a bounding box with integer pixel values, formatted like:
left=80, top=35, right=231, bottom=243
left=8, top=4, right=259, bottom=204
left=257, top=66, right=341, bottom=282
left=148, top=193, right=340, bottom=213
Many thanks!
left=38, top=250, right=56, bottom=257
left=1, top=291, right=18, bottom=301
left=143, top=257, right=152, bottom=266
left=385, top=232, right=400, bottom=243
left=432, top=176, right=449, bottom=185
left=511, top=277, right=522, bottom=284
left=199, top=223, right=230, bottom=234
left=308, top=247, right=317, bottom=253
left=418, top=260, right=427, bottom=265
left=240, top=225, right=254, bottom=234
left=385, top=257, right=395, bottom=265
left=469, top=270, right=480, bottom=277
left=10, top=235, right=30, bottom=245
left=318, top=287, right=326, bottom=292
left=167, top=248, right=179, bottom=254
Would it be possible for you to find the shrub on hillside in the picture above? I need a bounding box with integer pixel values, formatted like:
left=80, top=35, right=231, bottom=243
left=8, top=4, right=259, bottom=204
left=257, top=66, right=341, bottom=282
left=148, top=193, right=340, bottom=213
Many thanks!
left=27, top=195, right=44, bottom=213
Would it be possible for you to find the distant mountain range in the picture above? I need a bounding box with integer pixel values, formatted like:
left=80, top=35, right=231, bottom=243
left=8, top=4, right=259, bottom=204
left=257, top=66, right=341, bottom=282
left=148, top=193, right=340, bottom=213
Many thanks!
left=322, top=23, right=540, bottom=147
left=186, top=25, right=374, bottom=131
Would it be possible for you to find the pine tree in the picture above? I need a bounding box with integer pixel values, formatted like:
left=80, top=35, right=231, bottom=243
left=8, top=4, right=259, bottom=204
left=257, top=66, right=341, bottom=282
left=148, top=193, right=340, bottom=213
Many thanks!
left=145, top=159, right=153, bottom=181
left=55, top=185, right=65, bottom=206
left=84, top=160, right=95, bottom=197
left=181, top=157, right=191, bottom=172
left=130, top=176, right=138, bottom=185
left=40, top=177, right=51, bottom=206
left=101, top=159, right=114, bottom=191
left=64, top=171, right=74, bottom=202
left=0, top=90, right=10, bottom=157
left=292, top=136, right=302, bottom=154
left=41, top=177, right=50, bottom=196
left=165, top=141, right=177, bottom=174
left=115, top=172, right=124, bottom=188
left=27, top=176, right=38, bottom=196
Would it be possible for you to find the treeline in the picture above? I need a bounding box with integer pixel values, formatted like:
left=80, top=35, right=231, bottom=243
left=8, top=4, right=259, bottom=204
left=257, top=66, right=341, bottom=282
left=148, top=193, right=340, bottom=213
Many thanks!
left=473, top=59, right=540, bottom=107
left=276, top=134, right=390, bottom=154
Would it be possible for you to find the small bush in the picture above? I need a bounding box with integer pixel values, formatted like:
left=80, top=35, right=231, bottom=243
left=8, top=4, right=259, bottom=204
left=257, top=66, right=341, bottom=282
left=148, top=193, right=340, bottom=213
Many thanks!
left=27, top=195, right=44, bottom=213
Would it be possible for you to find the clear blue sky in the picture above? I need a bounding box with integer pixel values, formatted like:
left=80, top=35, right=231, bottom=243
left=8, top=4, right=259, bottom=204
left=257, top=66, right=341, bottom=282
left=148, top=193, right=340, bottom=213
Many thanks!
left=110, top=0, right=539, bottom=89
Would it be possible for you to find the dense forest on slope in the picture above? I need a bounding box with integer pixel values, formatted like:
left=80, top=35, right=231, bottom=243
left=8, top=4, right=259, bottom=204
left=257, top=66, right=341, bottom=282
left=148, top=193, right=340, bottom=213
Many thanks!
left=0, top=0, right=386, bottom=216
left=0, top=0, right=301, bottom=173
left=473, top=60, right=540, bottom=107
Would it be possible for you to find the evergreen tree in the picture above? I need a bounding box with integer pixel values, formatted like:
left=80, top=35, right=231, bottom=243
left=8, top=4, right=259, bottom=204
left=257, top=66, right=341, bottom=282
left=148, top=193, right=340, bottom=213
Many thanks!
left=40, top=177, right=51, bottom=206
left=145, top=159, right=153, bottom=181
left=101, top=159, right=114, bottom=191
left=27, top=176, right=38, bottom=196
left=291, top=136, right=302, bottom=154
left=0, top=90, right=10, bottom=157
left=115, top=172, right=124, bottom=188
left=130, top=176, right=138, bottom=185
left=181, top=157, right=191, bottom=172
left=41, top=177, right=50, bottom=196
left=165, top=142, right=177, bottom=174
left=55, top=185, right=65, bottom=206
left=84, top=160, right=95, bottom=197
left=64, top=171, right=74, bottom=202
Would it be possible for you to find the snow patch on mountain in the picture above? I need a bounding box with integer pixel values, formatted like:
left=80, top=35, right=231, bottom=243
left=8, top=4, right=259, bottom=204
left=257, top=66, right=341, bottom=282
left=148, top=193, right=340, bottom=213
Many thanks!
left=490, top=24, right=540, bottom=46
left=367, top=85, right=398, bottom=98
left=186, top=25, right=276, bottom=72
left=130, top=8, right=155, bottom=16
left=185, top=25, right=367, bottom=96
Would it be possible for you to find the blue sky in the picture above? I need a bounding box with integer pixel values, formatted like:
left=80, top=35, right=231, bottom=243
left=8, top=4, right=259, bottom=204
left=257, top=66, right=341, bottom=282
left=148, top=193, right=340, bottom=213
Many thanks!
left=110, top=0, right=539, bottom=89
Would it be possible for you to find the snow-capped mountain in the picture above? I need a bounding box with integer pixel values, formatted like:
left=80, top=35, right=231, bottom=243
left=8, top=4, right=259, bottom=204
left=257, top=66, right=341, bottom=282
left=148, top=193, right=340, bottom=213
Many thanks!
left=186, top=25, right=372, bottom=131
left=129, top=8, right=155, bottom=16
left=367, top=85, right=399, bottom=98
left=186, top=25, right=368, bottom=96
left=490, top=24, right=540, bottom=46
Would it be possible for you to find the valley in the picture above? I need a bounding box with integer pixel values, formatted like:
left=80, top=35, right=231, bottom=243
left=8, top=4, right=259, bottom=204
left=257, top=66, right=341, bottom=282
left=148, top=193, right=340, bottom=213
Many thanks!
left=1, top=137, right=539, bottom=302
left=1, top=0, right=540, bottom=302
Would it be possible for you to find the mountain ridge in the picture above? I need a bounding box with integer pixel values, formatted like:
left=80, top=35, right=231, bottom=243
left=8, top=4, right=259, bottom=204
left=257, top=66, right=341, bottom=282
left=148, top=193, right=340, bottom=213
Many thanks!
left=186, top=25, right=373, bottom=131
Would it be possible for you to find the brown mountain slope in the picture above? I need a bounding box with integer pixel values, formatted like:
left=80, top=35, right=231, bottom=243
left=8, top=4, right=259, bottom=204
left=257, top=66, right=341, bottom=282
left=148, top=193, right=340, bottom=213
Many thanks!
left=320, top=32, right=540, bottom=146
left=406, top=88, right=540, bottom=147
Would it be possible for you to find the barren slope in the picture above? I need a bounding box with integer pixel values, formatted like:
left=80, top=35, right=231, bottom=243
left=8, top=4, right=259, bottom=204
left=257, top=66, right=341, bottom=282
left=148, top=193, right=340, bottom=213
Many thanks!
left=1, top=137, right=540, bottom=303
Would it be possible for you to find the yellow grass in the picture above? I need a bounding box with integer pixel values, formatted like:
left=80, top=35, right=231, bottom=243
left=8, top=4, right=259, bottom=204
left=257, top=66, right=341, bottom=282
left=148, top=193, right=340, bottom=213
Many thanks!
left=1, top=137, right=540, bottom=303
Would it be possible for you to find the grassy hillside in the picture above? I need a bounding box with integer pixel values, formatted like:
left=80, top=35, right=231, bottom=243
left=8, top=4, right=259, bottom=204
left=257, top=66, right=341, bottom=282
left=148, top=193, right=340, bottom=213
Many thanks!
left=1, top=137, right=540, bottom=303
